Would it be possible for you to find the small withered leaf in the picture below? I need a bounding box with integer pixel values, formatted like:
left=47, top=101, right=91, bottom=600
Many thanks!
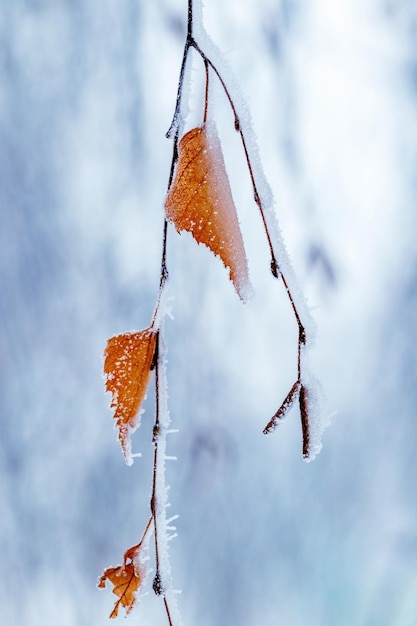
left=299, top=384, right=310, bottom=459
left=263, top=381, right=301, bottom=435
left=164, top=122, right=251, bottom=301
left=98, top=544, right=143, bottom=619
left=104, top=328, right=157, bottom=463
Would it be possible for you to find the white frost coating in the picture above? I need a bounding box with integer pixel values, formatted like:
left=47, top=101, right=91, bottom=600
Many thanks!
left=153, top=313, right=184, bottom=626
left=133, top=524, right=153, bottom=604
left=263, top=210, right=317, bottom=346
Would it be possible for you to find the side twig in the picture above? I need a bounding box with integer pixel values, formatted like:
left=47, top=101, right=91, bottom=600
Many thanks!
left=165, top=1, right=312, bottom=458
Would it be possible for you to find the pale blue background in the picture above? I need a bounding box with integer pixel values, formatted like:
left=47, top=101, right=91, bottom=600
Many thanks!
left=1, top=1, right=417, bottom=624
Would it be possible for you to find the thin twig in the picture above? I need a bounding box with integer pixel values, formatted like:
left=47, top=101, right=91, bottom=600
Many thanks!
left=151, top=332, right=162, bottom=587
left=263, top=381, right=301, bottom=435
left=166, top=0, right=194, bottom=139
left=150, top=330, right=177, bottom=621
left=190, top=40, right=306, bottom=332
left=203, top=59, right=209, bottom=124
left=139, top=515, right=153, bottom=547
left=185, top=39, right=310, bottom=450
left=187, top=0, right=193, bottom=39
left=163, top=597, right=174, bottom=626
left=299, top=384, right=310, bottom=458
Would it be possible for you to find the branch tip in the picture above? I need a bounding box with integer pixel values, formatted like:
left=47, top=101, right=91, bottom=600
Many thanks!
left=299, top=385, right=310, bottom=458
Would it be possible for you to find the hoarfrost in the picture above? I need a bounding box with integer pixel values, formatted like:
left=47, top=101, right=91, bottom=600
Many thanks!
left=152, top=303, right=184, bottom=625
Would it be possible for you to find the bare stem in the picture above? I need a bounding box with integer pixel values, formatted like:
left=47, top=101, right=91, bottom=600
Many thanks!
left=163, top=597, right=174, bottom=626
left=151, top=332, right=162, bottom=579
left=187, top=0, right=193, bottom=39
left=139, top=516, right=153, bottom=547
left=203, top=58, right=209, bottom=124
left=150, top=330, right=177, bottom=622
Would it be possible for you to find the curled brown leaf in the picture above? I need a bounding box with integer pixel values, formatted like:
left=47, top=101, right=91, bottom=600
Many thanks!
left=98, top=544, right=143, bottom=619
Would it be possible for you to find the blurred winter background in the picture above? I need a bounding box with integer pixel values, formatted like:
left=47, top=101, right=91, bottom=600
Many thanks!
left=1, top=0, right=417, bottom=624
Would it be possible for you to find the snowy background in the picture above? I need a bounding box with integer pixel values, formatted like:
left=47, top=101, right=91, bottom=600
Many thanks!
left=1, top=0, right=417, bottom=625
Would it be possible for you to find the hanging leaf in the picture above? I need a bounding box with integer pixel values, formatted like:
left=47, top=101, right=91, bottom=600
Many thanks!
left=98, top=544, right=143, bottom=618
left=164, top=122, right=251, bottom=301
left=104, top=328, right=157, bottom=464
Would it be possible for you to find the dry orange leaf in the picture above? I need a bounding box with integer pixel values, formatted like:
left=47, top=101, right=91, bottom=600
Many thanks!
left=104, top=328, right=157, bottom=463
left=98, top=544, right=143, bottom=618
left=165, top=122, right=251, bottom=301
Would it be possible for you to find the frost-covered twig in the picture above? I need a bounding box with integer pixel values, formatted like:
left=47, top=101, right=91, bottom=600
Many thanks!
left=165, top=0, right=322, bottom=459
left=150, top=325, right=181, bottom=626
